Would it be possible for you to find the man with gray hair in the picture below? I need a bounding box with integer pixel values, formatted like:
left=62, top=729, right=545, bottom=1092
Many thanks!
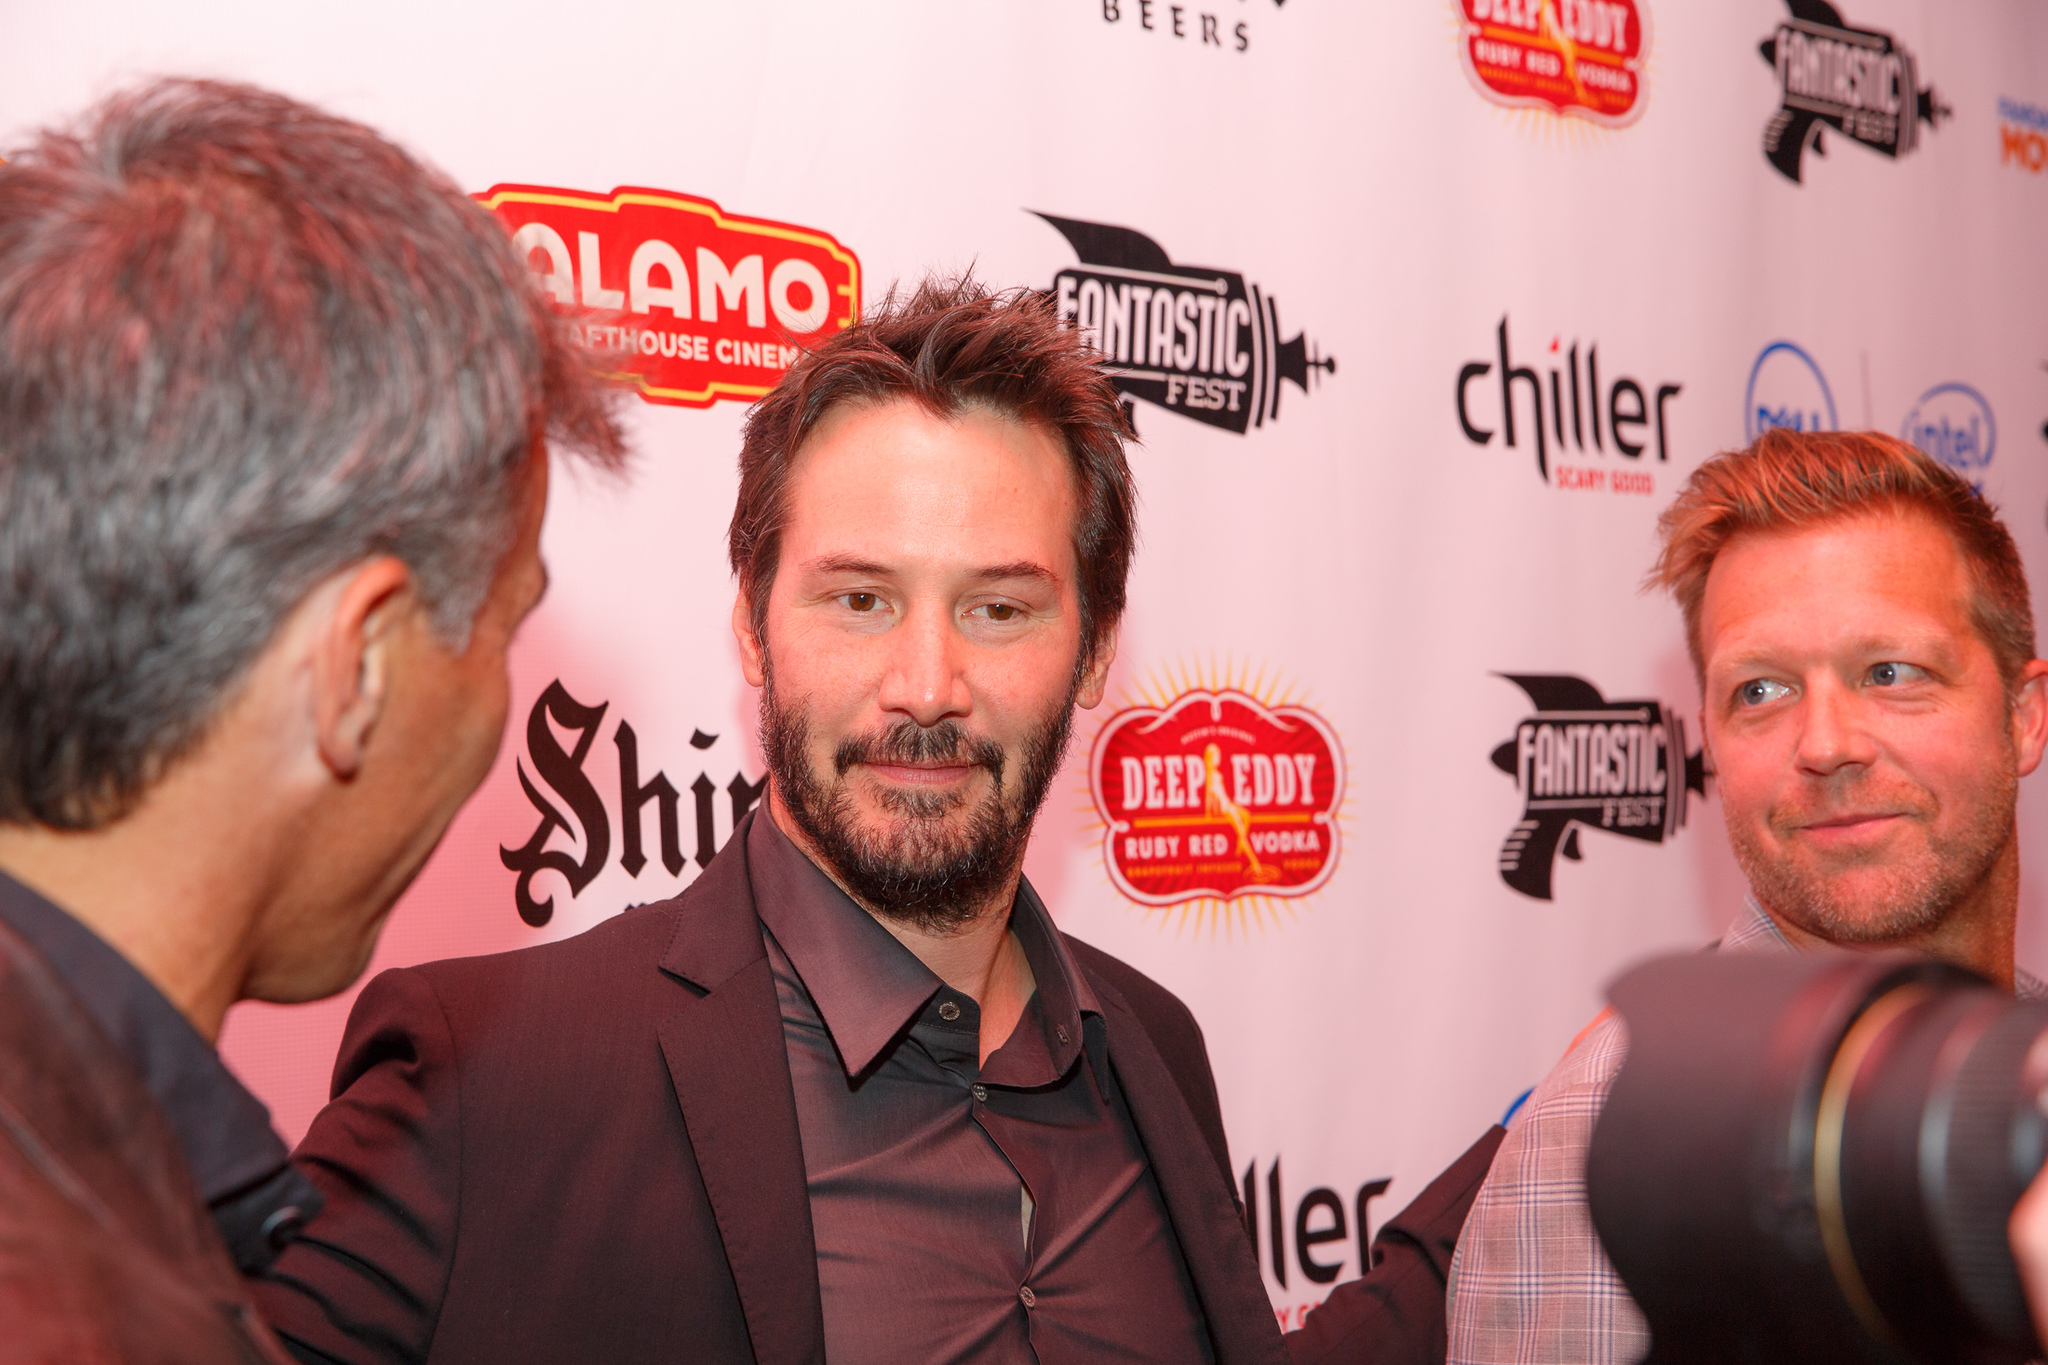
left=0, top=78, right=622, bottom=1361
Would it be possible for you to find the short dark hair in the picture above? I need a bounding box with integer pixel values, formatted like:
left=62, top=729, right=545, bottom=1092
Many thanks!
left=0, top=78, right=626, bottom=828
left=728, top=275, right=1137, bottom=667
left=1650, top=428, right=2035, bottom=690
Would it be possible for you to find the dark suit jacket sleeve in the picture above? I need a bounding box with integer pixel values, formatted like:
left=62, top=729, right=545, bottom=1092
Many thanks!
left=250, top=967, right=460, bottom=1365
left=1285, top=1124, right=1507, bottom=1365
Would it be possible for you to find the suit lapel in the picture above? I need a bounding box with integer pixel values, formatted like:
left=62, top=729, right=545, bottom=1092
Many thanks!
left=655, top=815, right=825, bottom=1365
left=1093, top=984, right=1288, bottom=1365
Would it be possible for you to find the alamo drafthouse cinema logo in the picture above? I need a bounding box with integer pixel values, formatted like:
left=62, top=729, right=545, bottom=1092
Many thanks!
left=482, top=184, right=860, bottom=409
left=1489, top=674, right=1706, bottom=900
left=1089, top=674, right=1345, bottom=929
left=1759, top=0, right=1947, bottom=184
left=1040, top=214, right=1333, bottom=437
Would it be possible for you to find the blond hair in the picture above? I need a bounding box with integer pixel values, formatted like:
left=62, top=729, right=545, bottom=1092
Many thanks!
left=1649, top=428, right=2035, bottom=690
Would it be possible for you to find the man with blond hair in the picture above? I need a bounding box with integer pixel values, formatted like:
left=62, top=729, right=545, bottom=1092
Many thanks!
left=1446, top=428, right=2048, bottom=1364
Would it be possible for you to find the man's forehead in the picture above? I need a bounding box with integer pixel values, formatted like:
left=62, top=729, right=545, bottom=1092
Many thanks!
left=1700, top=509, right=1978, bottom=659
left=779, top=398, right=1078, bottom=559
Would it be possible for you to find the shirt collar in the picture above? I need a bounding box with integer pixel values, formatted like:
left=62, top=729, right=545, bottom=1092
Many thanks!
left=1718, top=895, right=1794, bottom=955
left=747, top=809, right=1099, bottom=1080
left=0, top=868, right=317, bottom=1268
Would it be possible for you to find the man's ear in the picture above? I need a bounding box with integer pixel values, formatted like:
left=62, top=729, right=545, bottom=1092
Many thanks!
left=733, top=591, right=767, bottom=688
left=1696, top=708, right=1716, bottom=777
left=313, top=557, right=415, bottom=780
left=2011, top=659, right=2048, bottom=778
left=1076, top=626, right=1119, bottom=710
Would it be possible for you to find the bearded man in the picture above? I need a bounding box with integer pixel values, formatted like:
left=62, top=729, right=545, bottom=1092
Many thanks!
left=1445, top=428, right=2048, bottom=1365
left=253, top=279, right=1297, bottom=1365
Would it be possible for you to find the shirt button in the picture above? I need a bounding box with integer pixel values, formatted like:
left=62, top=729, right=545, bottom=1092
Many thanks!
left=937, top=1000, right=961, bottom=1021
left=1055, top=1025, right=1069, bottom=1045
left=971, top=1083, right=989, bottom=1102
left=1019, top=1285, right=1037, bottom=1309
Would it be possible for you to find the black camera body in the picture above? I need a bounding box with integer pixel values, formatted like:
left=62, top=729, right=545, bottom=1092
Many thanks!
left=1587, top=951, right=2048, bottom=1365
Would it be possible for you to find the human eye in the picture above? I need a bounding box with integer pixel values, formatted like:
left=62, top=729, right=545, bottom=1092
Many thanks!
left=1866, top=661, right=1928, bottom=687
left=970, top=601, right=1022, bottom=623
left=838, top=591, right=883, bottom=614
left=1737, top=678, right=1792, bottom=707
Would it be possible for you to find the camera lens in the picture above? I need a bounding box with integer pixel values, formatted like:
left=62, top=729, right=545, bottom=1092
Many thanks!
left=1587, top=951, right=2048, bottom=1365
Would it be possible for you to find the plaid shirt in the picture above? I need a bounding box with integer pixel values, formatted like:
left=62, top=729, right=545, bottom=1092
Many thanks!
left=1444, top=903, right=2046, bottom=1365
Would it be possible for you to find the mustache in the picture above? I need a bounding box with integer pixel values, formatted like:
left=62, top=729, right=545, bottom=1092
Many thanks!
left=833, top=720, right=1007, bottom=782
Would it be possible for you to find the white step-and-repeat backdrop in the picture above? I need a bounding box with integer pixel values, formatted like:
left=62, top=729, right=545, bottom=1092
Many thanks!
left=7, top=0, right=2047, bottom=1330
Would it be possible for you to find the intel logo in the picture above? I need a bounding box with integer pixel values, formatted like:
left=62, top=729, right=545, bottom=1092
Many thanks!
left=1744, top=341, right=1837, bottom=442
left=1901, top=382, right=1996, bottom=478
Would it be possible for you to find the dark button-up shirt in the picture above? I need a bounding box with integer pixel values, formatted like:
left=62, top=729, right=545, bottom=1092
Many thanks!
left=0, top=869, right=319, bottom=1272
left=748, top=811, right=1214, bottom=1364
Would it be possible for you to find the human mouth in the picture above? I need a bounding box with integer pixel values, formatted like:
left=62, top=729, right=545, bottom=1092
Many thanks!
left=862, top=761, right=978, bottom=787
left=1792, top=811, right=1906, bottom=844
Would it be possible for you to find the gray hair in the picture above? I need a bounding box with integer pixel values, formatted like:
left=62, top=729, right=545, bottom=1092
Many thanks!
left=0, top=78, right=626, bottom=828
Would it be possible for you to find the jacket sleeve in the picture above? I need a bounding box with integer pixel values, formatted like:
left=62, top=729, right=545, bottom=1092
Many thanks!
left=1285, top=1124, right=1507, bottom=1365
left=248, top=967, right=463, bottom=1365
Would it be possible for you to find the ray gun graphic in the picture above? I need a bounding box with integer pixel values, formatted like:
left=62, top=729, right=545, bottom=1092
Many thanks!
left=1489, top=675, right=1708, bottom=901
left=1759, top=0, right=1947, bottom=183
left=1036, top=213, right=1332, bottom=436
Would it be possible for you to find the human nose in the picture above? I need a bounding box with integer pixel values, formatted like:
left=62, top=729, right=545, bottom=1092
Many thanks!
left=873, top=602, right=971, bottom=727
left=1793, top=674, right=1878, bottom=777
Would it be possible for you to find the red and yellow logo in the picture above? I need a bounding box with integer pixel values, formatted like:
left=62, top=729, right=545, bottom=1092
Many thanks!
left=1457, top=0, right=1647, bottom=126
left=477, top=184, right=860, bottom=409
left=1089, top=679, right=1344, bottom=920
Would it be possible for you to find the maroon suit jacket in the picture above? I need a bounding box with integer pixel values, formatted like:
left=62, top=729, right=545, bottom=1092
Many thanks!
left=253, top=817, right=1290, bottom=1364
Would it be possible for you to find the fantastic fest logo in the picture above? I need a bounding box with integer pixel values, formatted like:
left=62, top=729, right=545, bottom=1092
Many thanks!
left=1457, top=0, right=1647, bottom=126
left=479, top=185, right=860, bottom=409
left=1488, top=674, right=1705, bottom=900
left=1089, top=674, right=1345, bottom=930
left=1039, top=214, right=1334, bottom=438
left=1759, top=0, right=1946, bottom=183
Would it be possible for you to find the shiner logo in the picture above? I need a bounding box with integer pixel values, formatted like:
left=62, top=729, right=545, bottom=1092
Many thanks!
left=1759, top=1, right=1947, bottom=184
left=1089, top=683, right=1344, bottom=921
left=1456, top=315, right=1681, bottom=487
left=1488, top=674, right=1706, bottom=901
left=1457, top=0, right=1648, bottom=126
left=480, top=185, right=860, bottom=409
left=500, top=681, right=766, bottom=925
left=1040, top=214, right=1333, bottom=436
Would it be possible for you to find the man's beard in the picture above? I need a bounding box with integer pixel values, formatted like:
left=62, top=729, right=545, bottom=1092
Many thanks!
left=759, top=666, right=1080, bottom=933
left=1727, top=754, right=2018, bottom=945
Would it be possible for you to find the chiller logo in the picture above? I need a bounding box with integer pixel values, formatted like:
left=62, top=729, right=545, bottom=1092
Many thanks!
left=1902, top=382, right=1996, bottom=488
left=1744, top=339, right=1836, bottom=441
left=1089, top=684, right=1344, bottom=919
left=1759, top=1, right=1946, bottom=184
left=1457, top=0, right=1647, bottom=126
left=1040, top=214, right=1333, bottom=436
left=480, top=184, right=860, bottom=409
left=1489, top=674, right=1706, bottom=901
left=1455, top=315, right=1681, bottom=487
